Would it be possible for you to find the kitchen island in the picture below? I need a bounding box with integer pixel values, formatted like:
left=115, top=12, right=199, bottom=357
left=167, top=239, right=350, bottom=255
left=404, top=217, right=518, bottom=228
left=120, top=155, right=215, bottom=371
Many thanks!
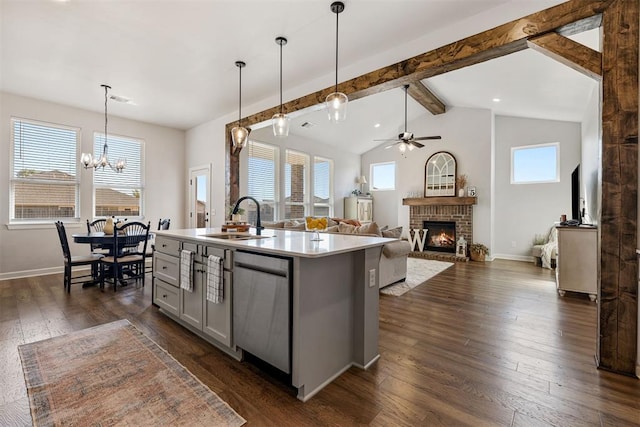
left=152, top=227, right=392, bottom=401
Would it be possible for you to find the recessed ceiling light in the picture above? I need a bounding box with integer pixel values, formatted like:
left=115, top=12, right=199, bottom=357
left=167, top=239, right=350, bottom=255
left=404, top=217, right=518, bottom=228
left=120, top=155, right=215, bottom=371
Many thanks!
left=492, top=98, right=501, bottom=103
left=374, top=123, right=381, bottom=128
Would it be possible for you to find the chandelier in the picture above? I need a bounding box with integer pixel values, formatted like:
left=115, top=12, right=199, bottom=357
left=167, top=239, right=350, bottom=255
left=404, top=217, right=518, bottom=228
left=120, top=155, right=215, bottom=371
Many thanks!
left=80, top=84, right=126, bottom=172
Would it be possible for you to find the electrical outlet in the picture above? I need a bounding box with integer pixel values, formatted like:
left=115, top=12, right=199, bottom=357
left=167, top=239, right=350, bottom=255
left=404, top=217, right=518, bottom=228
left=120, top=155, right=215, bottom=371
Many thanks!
left=211, top=209, right=216, bottom=216
left=369, top=269, right=376, bottom=288
left=511, top=240, right=517, bottom=248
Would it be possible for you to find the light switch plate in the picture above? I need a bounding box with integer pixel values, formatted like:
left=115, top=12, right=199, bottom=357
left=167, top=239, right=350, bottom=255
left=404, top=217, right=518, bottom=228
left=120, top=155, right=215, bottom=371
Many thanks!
left=369, top=269, right=376, bottom=287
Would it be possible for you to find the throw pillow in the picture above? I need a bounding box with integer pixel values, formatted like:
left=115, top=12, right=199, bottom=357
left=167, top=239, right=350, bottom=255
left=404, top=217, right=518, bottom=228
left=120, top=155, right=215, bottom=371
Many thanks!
left=338, top=222, right=382, bottom=237
left=381, top=226, right=403, bottom=239
left=284, top=220, right=305, bottom=231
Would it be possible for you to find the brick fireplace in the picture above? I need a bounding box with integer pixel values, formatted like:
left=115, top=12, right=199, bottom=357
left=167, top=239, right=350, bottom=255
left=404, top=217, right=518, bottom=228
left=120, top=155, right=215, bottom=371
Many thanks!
left=403, top=196, right=477, bottom=261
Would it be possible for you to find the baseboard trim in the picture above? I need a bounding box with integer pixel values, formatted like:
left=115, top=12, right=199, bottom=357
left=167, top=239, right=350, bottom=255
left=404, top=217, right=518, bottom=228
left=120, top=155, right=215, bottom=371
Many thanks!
left=0, top=265, right=98, bottom=281
left=492, top=254, right=534, bottom=263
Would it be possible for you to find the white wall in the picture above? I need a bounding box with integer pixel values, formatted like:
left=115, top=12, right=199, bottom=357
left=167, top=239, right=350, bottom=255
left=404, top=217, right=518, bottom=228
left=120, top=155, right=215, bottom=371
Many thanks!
left=246, top=129, right=361, bottom=219
left=361, top=107, right=493, bottom=246
left=493, top=116, right=581, bottom=259
left=0, top=92, right=185, bottom=278
left=581, top=85, right=600, bottom=226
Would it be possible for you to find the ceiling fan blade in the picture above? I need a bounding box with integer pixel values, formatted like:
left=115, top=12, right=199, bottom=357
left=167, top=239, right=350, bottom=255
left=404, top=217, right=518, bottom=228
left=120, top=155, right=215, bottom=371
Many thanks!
left=413, top=135, right=442, bottom=141
left=409, top=141, right=425, bottom=148
left=374, top=138, right=400, bottom=142
left=384, top=143, right=399, bottom=149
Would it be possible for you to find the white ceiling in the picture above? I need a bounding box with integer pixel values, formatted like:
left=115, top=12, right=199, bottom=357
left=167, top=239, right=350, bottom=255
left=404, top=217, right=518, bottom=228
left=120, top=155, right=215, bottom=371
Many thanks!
left=1, top=0, right=597, bottom=153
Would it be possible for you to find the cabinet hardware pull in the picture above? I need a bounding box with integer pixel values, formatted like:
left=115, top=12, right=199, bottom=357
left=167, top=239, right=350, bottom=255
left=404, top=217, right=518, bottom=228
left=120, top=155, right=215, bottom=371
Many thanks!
left=162, top=294, right=167, bottom=298
left=162, top=266, right=167, bottom=269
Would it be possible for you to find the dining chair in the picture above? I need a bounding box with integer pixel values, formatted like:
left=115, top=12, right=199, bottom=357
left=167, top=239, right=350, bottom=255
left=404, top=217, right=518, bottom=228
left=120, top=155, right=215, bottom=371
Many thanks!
left=99, top=221, right=151, bottom=291
left=86, top=218, right=109, bottom=255
left=146, top=218, right=171, bottom=278
left=55, top=221, right=104, bottom=293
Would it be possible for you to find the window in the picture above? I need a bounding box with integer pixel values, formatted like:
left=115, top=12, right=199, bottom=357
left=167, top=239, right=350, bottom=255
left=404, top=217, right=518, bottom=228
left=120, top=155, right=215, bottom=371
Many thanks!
left=93, top=133, right=144, bottom=217
left=370, top=161, right=396, bottom=191
left=285, top=149, right=309, bottom=219
left=247, top=141, right=278, bottom=222
left=313, top=156, right=333, bottom=217
left=511, top=142, right=559, bottom=184
left=10, top=118, right=80, bottom=221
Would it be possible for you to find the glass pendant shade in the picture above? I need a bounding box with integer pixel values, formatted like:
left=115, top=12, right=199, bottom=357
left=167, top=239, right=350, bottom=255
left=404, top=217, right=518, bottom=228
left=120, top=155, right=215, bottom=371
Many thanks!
left=399, top=142, right=407, bottom=153
left=231, top=125, right=250, bottom=148
left=272, top=112, right=290, bottom=137
left=80, top=152, right=93, bottom=168
left=326, top=91, right=348, bottom=122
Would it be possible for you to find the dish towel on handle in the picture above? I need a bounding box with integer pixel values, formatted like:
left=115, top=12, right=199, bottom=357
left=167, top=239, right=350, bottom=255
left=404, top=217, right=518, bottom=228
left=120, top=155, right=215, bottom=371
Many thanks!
left=206, top=255, right=223, bottom=303
left=180, top=250, right=194, bottom=292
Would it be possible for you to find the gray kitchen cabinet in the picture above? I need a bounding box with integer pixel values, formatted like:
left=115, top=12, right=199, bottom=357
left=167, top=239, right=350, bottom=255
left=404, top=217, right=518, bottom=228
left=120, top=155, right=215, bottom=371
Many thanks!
left=200, top=245, right=233, bottom=347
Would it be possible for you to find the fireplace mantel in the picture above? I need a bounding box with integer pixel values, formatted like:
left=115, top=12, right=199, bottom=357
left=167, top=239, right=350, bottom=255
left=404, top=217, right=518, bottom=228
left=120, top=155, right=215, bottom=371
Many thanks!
left=402, top=197, right=477, bottom=206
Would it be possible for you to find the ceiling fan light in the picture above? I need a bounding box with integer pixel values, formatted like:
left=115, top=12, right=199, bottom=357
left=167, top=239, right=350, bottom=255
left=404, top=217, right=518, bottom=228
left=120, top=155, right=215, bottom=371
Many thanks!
left=272, top=112, right=290, bottom=137
left=408, top=143, right=415, bottom=151
left=231, top=125, right=250, bottom=148
left=326, top=91, right=348, bottom=122
left=399, top=143, right=407, bottom=153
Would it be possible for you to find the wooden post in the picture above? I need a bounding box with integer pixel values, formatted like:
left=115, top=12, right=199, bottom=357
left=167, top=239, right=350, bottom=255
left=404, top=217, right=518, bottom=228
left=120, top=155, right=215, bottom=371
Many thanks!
left=598, top=0, right=639, bottom=375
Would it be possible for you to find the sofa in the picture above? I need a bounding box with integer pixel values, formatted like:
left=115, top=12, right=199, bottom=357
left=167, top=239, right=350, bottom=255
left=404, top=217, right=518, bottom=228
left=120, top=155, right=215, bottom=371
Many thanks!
left=262, top=218, right=412, bottom=288
left=531, top=226, right=557, bottom=269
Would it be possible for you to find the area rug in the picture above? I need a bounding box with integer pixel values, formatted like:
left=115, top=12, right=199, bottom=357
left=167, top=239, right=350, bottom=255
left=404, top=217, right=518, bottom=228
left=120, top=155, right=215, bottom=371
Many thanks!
left=380, top=257, right=454, bottom=296
left=18, top=319, right=246, bottom=427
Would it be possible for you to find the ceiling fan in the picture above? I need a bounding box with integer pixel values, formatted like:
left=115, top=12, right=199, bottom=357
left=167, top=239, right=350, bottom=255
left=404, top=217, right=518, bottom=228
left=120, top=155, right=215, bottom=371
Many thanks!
left=374, top=84, right=441, bottom=151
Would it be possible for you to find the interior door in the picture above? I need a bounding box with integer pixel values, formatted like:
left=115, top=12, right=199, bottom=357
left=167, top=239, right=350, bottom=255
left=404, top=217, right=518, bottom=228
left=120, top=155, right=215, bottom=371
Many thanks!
left=189, top=165, right=211, bottom=228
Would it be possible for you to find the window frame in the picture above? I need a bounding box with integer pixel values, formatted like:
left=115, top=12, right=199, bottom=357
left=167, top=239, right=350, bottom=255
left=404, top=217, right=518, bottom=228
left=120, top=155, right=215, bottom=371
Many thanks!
left=312, top=155, right=334, bottom=217
left=370, top=161, right=396, bottom=191
left=510, top=142, right=560, bottom=185
left=284, top=149, right=310, bottom=219
left=246, top=140, right=279, bottom=222
left=92, top=131, right=145, bottom=219
left=9, top=117, right=81, bottom=225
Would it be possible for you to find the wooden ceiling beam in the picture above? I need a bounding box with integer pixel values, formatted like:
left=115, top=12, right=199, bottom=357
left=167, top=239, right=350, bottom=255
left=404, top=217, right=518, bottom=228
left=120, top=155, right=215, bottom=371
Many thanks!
left=228, top=0, right=610, bottom=133
left=528, top=32, right=602, bottom=80
left=406, top=81, right=446, bottom=115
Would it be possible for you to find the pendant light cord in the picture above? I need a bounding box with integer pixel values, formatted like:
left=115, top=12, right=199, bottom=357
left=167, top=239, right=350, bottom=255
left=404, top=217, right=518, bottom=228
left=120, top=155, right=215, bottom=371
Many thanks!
left=334, top=8, right=339, bottom=93
left=103, top=85, right=109, bottom=155
left=238, top=66, right=242, bottom=127
left=279, top=41, right=283, bottom=114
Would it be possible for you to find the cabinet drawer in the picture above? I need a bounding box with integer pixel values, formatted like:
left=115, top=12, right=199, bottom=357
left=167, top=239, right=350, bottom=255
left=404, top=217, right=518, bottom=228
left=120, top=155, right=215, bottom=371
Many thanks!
left=154, top=280, right=179, bottom=315
left=155, top=236, right=180, bottom=256
left=183, top=241, right=198, bottom=253
left=153, top=251, right=180, bottom=287
left=200, top=246, right=233, bottom=270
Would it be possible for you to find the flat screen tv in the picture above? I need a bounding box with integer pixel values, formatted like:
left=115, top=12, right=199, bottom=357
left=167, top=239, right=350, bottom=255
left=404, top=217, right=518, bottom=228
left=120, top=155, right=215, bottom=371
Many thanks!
left=571, top=164, right=581, bottom=223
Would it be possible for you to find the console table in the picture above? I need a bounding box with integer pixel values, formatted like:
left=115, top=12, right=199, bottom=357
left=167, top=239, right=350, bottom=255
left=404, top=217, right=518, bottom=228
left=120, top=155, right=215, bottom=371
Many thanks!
left=555, top=225, right=597, bottom=301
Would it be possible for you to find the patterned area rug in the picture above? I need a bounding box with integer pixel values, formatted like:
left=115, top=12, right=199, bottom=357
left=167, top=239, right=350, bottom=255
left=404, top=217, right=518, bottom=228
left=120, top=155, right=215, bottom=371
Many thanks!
left=380, top=257, right=454, bottom=296
left=18, top=319, right=246, bottom=427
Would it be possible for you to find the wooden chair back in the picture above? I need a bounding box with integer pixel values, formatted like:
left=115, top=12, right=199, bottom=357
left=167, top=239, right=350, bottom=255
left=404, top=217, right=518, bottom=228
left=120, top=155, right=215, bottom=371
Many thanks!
left=158, top=218, right=171, bottom=230
left=55, top=221, right=71, bottom=262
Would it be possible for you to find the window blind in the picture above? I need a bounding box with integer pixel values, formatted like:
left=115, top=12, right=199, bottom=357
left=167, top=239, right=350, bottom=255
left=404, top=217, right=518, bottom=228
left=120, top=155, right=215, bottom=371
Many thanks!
left=313, top=156, right=333, bottom=216
left=247, top=141, right=277, bottom=203
left=10, top=118, right=79, bottom=220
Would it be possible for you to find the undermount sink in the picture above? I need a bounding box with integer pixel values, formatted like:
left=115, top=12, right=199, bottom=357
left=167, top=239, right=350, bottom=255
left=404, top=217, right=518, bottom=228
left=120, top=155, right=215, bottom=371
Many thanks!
left=200, top=233, right=272, bottom=241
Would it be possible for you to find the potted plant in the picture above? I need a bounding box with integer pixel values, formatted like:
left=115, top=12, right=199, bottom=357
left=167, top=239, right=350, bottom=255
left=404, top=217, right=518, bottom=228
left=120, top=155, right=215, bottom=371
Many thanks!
left=456, top=174, right=468, bottom=197
left=469, top=243, right=489, bottom=262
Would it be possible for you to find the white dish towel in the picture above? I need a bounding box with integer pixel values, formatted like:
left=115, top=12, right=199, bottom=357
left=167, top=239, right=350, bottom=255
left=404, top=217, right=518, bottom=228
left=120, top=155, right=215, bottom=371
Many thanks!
left=180, top=249, right=194, bottom=292
left=206, top=255, right=223, bottom=303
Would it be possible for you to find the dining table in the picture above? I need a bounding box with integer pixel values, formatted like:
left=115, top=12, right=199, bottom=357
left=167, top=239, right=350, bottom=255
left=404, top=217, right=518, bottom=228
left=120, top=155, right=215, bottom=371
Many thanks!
left=72, top=231, right=151, bottom=287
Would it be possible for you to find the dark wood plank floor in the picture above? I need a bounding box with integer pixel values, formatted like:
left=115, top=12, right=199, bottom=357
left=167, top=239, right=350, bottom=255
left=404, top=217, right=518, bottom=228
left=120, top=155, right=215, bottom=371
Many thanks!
left=1, top=260, right=639, bottom=426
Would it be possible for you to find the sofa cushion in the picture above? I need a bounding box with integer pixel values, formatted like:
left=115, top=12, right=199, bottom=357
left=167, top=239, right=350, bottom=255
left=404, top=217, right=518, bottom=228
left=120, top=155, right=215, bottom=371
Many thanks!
left=382, top=240, right=412, bottom=258
left=381, top=226, right=403, bottom=239
left=283, top=220, right=305, bottom=231
left=338, top=221, right=382, bottom=237
left=262, top=220, right=285, bottom=229
left=331, top=218, right=361, bottom=227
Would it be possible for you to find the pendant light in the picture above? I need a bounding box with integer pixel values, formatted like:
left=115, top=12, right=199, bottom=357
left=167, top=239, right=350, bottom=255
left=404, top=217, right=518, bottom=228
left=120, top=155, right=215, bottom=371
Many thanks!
left=80, top=84, right=126, bottom=173
left=326, top=1, right=347, bottom=122
left=272, top=36, right=290, bottom=137
left=231, top=61, right=250, bottom=148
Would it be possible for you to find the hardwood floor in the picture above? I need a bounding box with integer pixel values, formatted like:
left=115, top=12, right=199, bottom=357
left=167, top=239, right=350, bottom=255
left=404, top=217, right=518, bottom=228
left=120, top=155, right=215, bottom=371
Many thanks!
left=1, top=260, right=638, bottom=426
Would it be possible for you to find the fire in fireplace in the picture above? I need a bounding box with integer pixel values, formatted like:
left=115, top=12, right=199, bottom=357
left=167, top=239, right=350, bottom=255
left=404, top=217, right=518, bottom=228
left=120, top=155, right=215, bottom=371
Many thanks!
left=423, top=221, right=456, bottom=253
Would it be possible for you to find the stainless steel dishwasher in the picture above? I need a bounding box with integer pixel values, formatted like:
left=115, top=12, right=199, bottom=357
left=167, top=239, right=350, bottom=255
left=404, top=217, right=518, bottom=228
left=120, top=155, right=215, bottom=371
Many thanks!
left=233, top=251, right=292, bottom=373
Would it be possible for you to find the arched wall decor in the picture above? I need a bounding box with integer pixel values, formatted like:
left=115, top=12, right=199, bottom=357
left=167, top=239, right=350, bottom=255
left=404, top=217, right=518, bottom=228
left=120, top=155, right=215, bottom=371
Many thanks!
left=424, top=151, right=457, bottom=197
left=225, top=0, right=638, bottom=375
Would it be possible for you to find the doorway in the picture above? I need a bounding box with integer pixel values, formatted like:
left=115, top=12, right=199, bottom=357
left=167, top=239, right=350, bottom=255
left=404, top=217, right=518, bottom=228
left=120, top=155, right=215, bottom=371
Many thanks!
left=189, top=165, right=211, bottom=228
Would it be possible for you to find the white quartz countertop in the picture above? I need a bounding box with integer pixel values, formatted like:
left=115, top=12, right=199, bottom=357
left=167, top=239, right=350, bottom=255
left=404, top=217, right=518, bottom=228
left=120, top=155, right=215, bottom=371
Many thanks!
left=155, top=227, right=395, bottom=258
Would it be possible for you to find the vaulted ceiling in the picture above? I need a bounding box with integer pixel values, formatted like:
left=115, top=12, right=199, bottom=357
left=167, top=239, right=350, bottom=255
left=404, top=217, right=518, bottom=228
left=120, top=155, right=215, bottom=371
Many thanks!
left=1, top=0, right=596, bottom=149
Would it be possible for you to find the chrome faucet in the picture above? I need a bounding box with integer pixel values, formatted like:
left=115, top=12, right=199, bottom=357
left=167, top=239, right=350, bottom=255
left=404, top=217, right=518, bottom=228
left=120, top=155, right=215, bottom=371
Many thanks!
left=232, top=196, right=264, bottom=235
